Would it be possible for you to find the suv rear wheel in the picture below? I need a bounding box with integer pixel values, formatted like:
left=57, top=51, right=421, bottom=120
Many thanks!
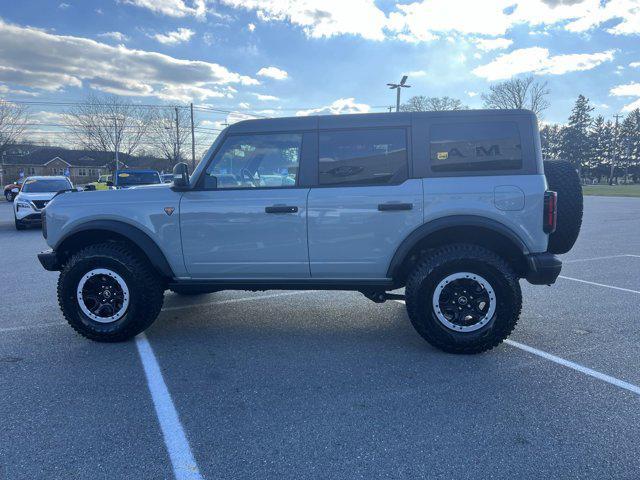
left=57, top=242, right=164, bottom=342
left=405, top=244, right=521, bottom=354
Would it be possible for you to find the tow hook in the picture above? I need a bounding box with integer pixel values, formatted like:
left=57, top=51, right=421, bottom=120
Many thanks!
left=362, top=291, right=406, bottom=303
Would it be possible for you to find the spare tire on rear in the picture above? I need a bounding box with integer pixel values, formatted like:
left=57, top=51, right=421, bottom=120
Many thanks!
left=543, top=160, right=583, bottom=254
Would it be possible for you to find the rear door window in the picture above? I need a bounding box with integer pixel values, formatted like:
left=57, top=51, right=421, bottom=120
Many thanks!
left=319, top=128, right=408, bottom=186
left=429, top=122, right=522, bottom=173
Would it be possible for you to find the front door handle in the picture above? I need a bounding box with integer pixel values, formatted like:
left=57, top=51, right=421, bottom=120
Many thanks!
left=265, top=205, right=298, bottom=214
left=378, top=202, right=413, bottom=211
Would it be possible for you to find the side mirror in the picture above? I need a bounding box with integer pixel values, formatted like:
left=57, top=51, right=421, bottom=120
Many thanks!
left=106, top=181, right=114, bottom=187
left=204, top=175, right=217, bottom=190
left=172, top=162, right=190, bottom=188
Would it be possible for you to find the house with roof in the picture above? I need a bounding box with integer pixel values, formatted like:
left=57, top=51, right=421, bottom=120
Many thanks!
left=0, top=145, right=168, bottom=185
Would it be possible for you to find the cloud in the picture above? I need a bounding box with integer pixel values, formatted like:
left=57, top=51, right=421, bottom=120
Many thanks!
left=0, top=19, right=258, bottom=102
left=257, top=66, right=288, bottom=80
left=220, top=0, right=388, bottom=40
left=611, top=82, right=640, bottom=111
left=119, top=0, right=207, bottom=18
left=407, top=70, right=427, bottom=77
left=473, top=47, right=615, bottom=80
left=97, top=31, right=130, bottom=42
left=220, top=0, right=640, bottom=42
left=630, top=62, right=640, bottom=68
left=59, top=3, right=71, bottom=9
left=152, top=27, right=195, bottom=45
left=248, top=23, right=256, bottom=32
left=0, top=83, right=40, bottom=97
left=466, top=91, right=479, bottom=97
left=296, top=98, right=370, bottom=116
left=473, top=37, right=513, bottom=51
left=252, top=93, right=279, bottom=101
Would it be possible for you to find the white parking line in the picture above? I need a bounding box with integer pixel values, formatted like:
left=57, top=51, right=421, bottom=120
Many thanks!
left=161, top=291, right=305, bottom=312
left=392, top=299, right=640, bottom=396
left=563, top=254, right=629, bottom=263
left=0, top=292, right=306, bottom=334
left=505, top=339, right=640, bottom=396
left=559, top=275, right=640, bottom=294
left=0, top=321, right=65, bottom=333
left=136, top=333, right=203, bottom=480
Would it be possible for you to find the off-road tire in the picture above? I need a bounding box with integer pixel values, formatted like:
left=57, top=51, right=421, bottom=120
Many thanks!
left=5, top=191, right=14, bottom=202
left=57, top=242, right=164, bottom=342
left=543, top=160, right=583, bottom=254
left=405, top=244, right=522, bottom=354
left=14, top=217, right=26, bottom=230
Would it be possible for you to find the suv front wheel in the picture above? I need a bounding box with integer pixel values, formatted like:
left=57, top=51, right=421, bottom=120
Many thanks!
left=57, top=242, right=164, bottom=342
left=405, top=244, right=521, bottom=354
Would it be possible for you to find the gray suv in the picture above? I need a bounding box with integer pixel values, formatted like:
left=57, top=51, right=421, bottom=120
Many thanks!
left=38, top=110, right=582, bottom=353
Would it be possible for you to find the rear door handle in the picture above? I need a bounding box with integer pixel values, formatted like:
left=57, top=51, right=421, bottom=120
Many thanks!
left=378, top=202, right=413, bottom=211
left=265, top=205, right=298, bottom=214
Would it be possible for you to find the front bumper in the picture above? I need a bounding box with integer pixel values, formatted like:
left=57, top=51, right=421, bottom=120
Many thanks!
left=15, top=207, right=42, bottom=222
left=525, top=253, right=562, bottom=285
left=38, top=249, right=61, bottom=271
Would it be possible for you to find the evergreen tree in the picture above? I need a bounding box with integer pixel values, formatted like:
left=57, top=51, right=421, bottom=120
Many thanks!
left=620, top=109, right=640, bottom=181
left=540, top=123, right=563, bottom=160
left=588, top=115, right=613, bottom=179
left=561, top=95, right=594, bottom=174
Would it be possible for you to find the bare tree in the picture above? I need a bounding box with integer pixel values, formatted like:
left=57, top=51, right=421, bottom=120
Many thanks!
left=64, top=94, right=152, bottom=158
left=481, top=76, right=550, bottom=117
left=149, top=107, right=195, bottom=169
left=0, top=99, right=30, bottom=153
left=401, top=95, right=467, bottom=112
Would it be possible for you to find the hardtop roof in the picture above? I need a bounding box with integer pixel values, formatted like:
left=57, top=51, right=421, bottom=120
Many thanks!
left=227, top=109, right=536, bottom=134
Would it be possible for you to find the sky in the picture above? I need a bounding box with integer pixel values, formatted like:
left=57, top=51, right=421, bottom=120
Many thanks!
left=0, top=0, right=639, bottom=135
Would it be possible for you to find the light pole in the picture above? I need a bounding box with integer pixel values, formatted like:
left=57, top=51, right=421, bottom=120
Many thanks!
left=387, top=75, right=411, bottom=112
left=107, top=115, right=122, bottom=171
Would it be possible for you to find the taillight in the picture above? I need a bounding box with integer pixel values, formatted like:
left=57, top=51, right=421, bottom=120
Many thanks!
left=543, top=190, right=557, bottom=234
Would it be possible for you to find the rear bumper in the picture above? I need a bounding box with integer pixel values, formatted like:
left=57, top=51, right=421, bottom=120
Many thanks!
left=38, top=249, right=61, bottom=271
left=525, top=253, right=562, bottom=285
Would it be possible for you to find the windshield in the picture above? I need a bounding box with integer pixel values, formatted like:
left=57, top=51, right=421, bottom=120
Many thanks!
left=21, top=178, right=71, bottom=193
left=116, top=172, right=161, bottom=186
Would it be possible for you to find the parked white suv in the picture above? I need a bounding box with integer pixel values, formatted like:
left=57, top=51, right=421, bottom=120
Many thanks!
left=14, top=176, right=73, bottom=230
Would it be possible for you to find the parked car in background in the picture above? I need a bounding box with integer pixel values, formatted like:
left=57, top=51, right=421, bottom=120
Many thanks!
left=113, top=169, right=162, bottom=189
left=161, top=173, right=173, bottom=183
left=14, top=176, right=73, bottom=230
left=84, top=174, right=112, bottom=191
left=4, top=178, right=25, bottom=202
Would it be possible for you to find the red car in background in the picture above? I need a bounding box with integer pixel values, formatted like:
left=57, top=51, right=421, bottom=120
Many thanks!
left=4, top=178, right=25, bottom=202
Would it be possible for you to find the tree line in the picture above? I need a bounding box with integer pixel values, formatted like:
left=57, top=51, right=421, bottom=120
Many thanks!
left=0, top=95, right=203, bottom=169
left=540, top=97, right=640, bottom=184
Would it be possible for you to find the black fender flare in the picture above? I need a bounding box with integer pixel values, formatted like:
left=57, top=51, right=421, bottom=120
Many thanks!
left=55, top=220, right=175, bottom=278
left=386, top=215, right=530, bottom=278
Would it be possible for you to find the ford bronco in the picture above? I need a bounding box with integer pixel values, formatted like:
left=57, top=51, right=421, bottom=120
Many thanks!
left=38, top=110, right=582, bottom=353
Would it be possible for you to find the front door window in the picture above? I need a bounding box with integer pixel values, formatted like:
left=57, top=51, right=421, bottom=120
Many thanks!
left=205, top=133, right=302, bottom=189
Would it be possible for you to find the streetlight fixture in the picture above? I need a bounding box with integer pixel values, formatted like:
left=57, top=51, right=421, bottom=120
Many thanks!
left=387, top=75, right=411, bottom=113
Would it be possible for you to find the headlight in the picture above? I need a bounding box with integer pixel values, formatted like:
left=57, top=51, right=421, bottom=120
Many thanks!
left=17, top=201, right=32, bottom=210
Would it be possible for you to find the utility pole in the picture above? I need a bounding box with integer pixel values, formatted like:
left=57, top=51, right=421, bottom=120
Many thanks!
left=387, top=75, right=411, bottom=112
left=111, top=115, right=120, bottom=171
left=610, top=114, right=622, bottom=185
left=190, top=103, right=196, bottom=170
left=175, top=106, right=180, bottom=164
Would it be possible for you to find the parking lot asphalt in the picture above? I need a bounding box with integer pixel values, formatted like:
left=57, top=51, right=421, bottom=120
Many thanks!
left=1, top=196, right=639, bottom=479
